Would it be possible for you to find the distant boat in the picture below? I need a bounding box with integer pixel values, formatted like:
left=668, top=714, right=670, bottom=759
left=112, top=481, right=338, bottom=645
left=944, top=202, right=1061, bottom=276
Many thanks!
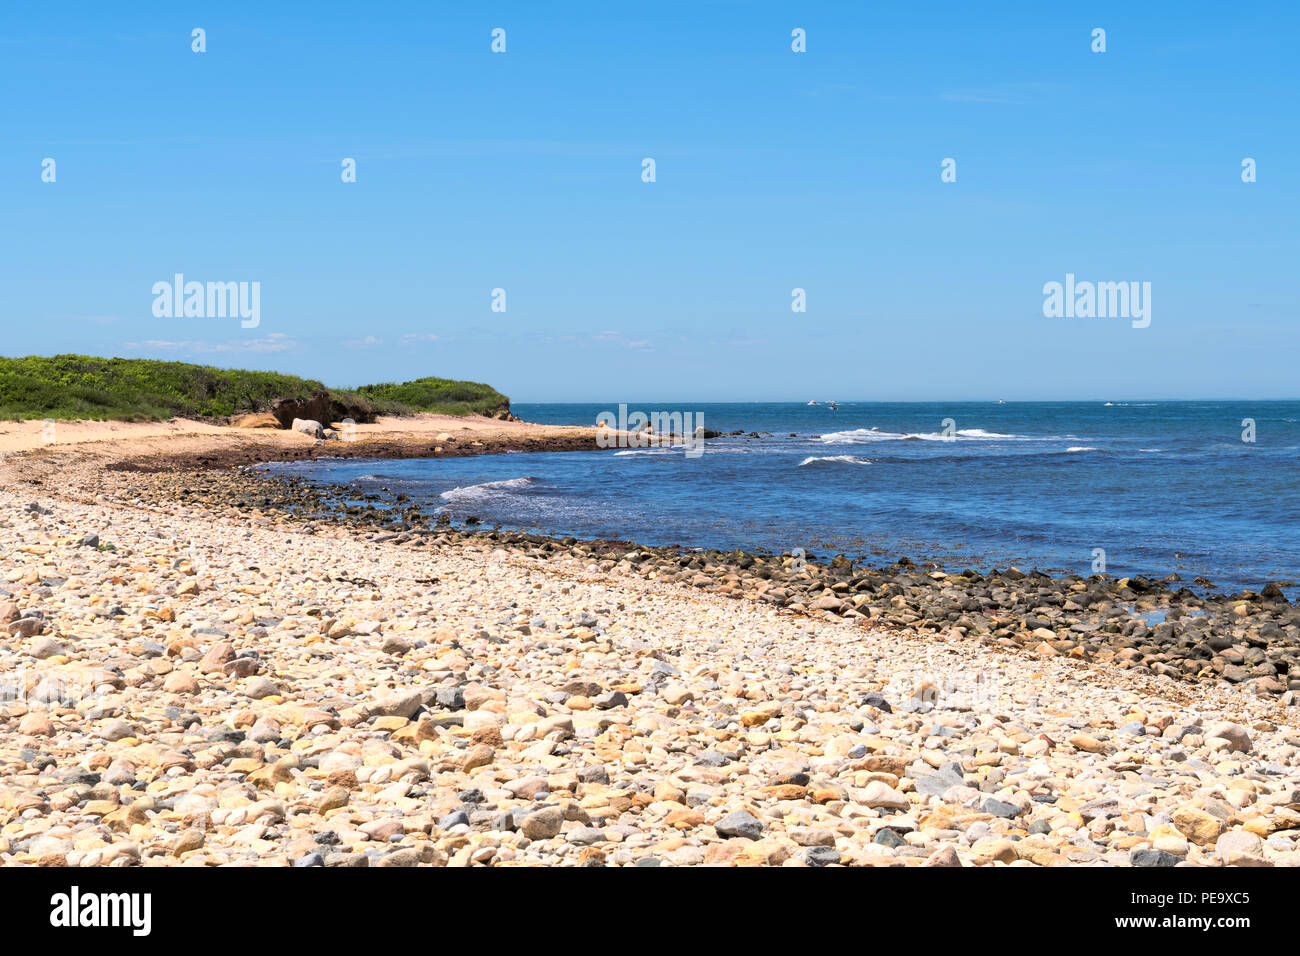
left=1104, top=402, right=1114, bottom=406
left=827, top=401, right=839, bottom=411
left=807, top=400, right=818, bottom=405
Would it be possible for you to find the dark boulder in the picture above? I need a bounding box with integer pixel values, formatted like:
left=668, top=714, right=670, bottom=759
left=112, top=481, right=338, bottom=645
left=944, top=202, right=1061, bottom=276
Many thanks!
left=270, top=390, right=332, bottom=428
left=268, top=390, right=378, bottom=427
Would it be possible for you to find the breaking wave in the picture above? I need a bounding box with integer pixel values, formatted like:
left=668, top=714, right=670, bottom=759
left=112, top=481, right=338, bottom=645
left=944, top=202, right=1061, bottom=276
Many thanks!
left=822, top=427, right=1029, bottom=444
left=439, top=477, right=538, bottom=501
left=798, top=455, right=873, bottom=466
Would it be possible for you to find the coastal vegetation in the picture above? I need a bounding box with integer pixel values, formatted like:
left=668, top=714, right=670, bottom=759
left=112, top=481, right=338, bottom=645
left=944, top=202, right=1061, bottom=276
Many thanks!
left=0, top=355, right=510, bottom=422
left=356, top=377, right=511, bottom=419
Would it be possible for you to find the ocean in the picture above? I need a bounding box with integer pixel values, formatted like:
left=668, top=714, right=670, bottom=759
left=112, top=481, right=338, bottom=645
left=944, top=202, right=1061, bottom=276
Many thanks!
left=258, top=401, right=1300, bottom=595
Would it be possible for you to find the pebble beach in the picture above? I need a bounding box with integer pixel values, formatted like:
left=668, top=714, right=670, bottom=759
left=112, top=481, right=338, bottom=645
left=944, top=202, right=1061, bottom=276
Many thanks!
left=2, top=424, right=1298, bottom=868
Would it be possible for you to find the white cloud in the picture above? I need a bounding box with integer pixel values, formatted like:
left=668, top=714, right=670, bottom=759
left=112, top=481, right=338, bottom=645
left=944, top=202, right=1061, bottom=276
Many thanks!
left=593, top=331, right=653, bottom=351
left=121, top=333, right=294, bottom=355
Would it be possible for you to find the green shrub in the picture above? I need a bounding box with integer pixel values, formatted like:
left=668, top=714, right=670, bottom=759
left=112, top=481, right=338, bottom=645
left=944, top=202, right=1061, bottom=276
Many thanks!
left=356, top=376, right=509, bottom=417
left=0, top=355, right=510, bottom=422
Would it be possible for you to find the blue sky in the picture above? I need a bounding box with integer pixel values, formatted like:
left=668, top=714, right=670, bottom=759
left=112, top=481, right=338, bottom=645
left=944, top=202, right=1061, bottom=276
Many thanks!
left=3, top=2, right=1296, bottom=401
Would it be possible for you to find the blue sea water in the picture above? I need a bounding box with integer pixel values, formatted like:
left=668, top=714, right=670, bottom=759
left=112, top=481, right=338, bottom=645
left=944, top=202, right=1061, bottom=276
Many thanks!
left=258, top=401, right=1300, bottom=594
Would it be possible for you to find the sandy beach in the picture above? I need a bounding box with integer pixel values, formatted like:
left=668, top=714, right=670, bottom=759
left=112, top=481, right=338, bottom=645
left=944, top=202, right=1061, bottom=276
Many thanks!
left=1, top=421, right=1297, bottom=867
left=0, top=414, right=597, bottom=467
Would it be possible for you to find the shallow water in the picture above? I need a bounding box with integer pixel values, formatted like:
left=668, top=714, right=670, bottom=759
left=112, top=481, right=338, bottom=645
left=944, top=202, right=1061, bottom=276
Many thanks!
left=257, top=400, right=1300, bottom=595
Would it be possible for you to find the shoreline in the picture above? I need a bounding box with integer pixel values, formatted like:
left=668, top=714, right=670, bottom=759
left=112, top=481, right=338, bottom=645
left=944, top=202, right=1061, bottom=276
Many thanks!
left=5, top=418, right=1297, bottom=704
left=110, top=465, right=1300, bottom=705
left=0, top=414, right=603, bottom=472
left=1, top=421, right=1298, bottom=867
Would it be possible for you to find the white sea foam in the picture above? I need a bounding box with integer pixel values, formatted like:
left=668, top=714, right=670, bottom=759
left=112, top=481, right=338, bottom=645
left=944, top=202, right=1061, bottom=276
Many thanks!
left=822, top=427, right=1026, bottom=444
left=439, top=477, right=537, bottom=501
left=1065, top=446, right=1098, bottom=453
left=798, top=455, right=873, bottom=466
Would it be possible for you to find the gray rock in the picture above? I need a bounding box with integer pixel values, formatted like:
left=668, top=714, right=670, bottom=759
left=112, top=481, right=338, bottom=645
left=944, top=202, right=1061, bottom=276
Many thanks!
left=982, top=798, right=1021, bottom=819
left=28, top=636, right=64, bottom=659
left=367, top=689, right=423, bottom=720
left=800, top=846, right=841, bottom=866
left=245, top=677, right=279, bottom=700
left=695, top=751, right=731, bottom=767
left=861, top=691, right=892, bottom=713
left=434, top=687, right=465, bottom=710
left=914, top=769, right=964, bottom=798
left=1077, top=796, right=1119, bottom=821
left=567, top=826, right=605, bottom=845
left=98, top=719, right=135, bottom=742
left=437, top=810, right=470, bottom=830
left=292, top=418, right=324, bottom=439
left=715, top=808, right=764, bottom=840
left=873, top=827, right=905, bottom=848
left=247, top=718, right=281, bottom=743
left=1131, top=848, right=1179, bottom=867
left=103, top=762, right=136, bottom=786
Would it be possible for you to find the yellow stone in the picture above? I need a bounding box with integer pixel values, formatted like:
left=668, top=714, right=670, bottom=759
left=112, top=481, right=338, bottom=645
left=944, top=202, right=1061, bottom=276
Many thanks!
left=1067, top=733, right=1108, bottom=753
left=1171, top=806, right=1224, bottom=846
left=971, top=839, right=1018, bottom=865
left=665, top=809, right=705, bottom=829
